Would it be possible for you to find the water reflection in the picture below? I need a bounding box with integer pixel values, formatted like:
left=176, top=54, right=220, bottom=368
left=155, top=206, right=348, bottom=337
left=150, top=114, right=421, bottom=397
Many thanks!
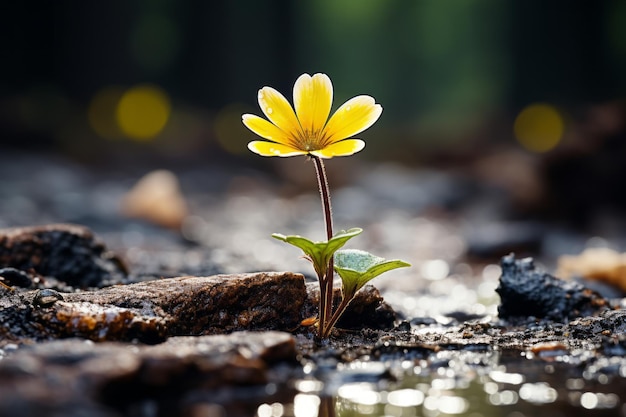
left=249, top=254, right=625, bottom=417
left=255, top=352, right=626, bottom=417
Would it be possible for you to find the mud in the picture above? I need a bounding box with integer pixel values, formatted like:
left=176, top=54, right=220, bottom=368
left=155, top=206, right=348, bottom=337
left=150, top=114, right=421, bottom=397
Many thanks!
left=0, top=223, right=624, bottom=416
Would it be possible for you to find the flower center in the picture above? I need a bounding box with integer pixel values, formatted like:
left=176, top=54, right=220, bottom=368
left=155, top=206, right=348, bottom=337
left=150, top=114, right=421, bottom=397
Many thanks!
left=296, top=129, right=325, bottom=152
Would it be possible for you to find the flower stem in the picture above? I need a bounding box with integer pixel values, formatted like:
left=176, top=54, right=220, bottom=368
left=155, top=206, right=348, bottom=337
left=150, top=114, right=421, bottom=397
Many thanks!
left=312, top=156, right=333, bottom=241
left=321, top=292, right=354, bottom=339
left=312, top=155, right=334, bottom=338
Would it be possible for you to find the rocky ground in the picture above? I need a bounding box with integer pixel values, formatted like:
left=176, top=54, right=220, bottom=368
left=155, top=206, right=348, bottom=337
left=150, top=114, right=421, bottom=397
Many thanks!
left=0, top=152, right=625, bottom=417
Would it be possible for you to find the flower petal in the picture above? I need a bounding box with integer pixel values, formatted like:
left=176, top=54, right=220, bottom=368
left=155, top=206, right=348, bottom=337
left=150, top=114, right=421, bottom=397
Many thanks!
left=293, top=73, right=333, bottom=135
left=310, top=139, right=365, bottom=158
left=257, top=87, right=302, bottom=137
left=248, top=141, right=308, bottom=157
left=242, top=114, right=291, bottom=145
left=323, top=95, right=382, bottom=144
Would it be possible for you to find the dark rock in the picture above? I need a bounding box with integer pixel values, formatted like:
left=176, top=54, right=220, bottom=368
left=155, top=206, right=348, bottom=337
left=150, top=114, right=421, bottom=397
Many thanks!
left=0, top=267, right=33, bottom=288
left=496, top=254, right=610, bottom=322
left=0, top=224, right=127, bottom=288
left=0, top=331, right=297, bottom=417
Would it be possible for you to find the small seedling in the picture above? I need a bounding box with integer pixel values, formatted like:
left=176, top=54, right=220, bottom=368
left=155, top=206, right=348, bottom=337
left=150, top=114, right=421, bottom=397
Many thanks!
left=243, top=73, right=410, bottom=339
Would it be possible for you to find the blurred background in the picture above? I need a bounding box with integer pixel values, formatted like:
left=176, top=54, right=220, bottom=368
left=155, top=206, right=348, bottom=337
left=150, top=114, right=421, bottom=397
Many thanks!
left=0, top=0, right=625, bottom=238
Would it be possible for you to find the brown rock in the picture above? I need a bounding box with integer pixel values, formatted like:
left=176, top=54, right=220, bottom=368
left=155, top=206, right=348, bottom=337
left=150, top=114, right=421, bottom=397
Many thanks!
left=2, top=269, right=399, bottom=347
left=67, top=272, right=307, bottom=336
left=1, top=272, right=307, bottom=346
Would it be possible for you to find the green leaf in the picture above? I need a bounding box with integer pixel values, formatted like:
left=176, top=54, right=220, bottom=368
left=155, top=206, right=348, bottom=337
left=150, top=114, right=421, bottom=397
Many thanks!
left=334, top=249, right=411, bottom=296
left=272, top=228, right=363, bottom=278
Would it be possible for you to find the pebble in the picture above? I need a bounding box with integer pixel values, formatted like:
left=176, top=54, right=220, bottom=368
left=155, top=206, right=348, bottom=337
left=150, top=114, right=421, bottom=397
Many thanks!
left=32, top=289, right=64, bottom=307
left=121, top=170, right=189, bottom=229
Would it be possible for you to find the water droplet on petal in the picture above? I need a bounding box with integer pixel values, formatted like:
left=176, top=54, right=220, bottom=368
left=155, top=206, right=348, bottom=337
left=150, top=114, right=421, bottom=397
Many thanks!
left=345, top=105, right=351, bottom=111
left=266, top=107, right=273, bottom=114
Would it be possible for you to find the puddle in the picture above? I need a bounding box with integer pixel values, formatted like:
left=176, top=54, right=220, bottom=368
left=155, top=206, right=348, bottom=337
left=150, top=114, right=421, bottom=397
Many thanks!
left=254, top=349, right=626, bottom=417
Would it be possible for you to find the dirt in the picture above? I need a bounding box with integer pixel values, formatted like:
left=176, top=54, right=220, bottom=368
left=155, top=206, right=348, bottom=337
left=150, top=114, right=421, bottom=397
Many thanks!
left=0, top=223, right=624, bottom=416
left=0, top=154, right=625, bottom=416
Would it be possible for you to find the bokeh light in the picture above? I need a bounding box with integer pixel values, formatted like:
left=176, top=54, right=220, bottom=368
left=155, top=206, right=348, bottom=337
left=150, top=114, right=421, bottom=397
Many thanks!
left=518, top=382, right=558, bottom=404
left=292, top=394, right=320, bottom=417
left=115, top=85, right=171, bottom=141
left=513, top=103, right=565, bottom=153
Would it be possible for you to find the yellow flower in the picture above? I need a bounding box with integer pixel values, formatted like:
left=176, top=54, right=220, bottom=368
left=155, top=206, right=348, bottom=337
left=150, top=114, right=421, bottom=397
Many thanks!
left=243, top=73, right=382, bottom=158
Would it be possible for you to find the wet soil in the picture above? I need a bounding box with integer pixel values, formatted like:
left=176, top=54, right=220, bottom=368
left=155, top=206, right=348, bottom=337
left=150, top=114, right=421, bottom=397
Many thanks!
left=0, top=224, right=624, bottom=417
left=0, top=153, right=625, bottom=417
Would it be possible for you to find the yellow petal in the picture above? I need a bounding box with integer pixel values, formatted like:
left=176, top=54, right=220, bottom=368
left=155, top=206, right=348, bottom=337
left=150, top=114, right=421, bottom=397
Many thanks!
left=257, top=87, right=302, bottom=137
left=248, top=141, right=308, bottom=157
left=293, top=73, right=333, bottom=135
left=323, top=96, right=382, bottom=144
left=310, top=139, right=365, bottom=158
left=242, top=114, right=291, bottom=145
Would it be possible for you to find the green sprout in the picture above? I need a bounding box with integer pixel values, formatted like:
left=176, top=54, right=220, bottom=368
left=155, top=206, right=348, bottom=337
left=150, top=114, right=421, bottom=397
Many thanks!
left=329, top=249, right=410, bottom=338
left=272, top=228, right=363, bottom=280
left=243, top=73, right=410, bottom=338
left=273, top=228, right=363, bottom=336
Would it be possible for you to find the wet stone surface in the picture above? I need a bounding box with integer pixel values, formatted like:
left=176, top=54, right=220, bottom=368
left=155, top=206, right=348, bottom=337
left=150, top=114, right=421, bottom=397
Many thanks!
left=0, top=332, right=299, bottom=417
